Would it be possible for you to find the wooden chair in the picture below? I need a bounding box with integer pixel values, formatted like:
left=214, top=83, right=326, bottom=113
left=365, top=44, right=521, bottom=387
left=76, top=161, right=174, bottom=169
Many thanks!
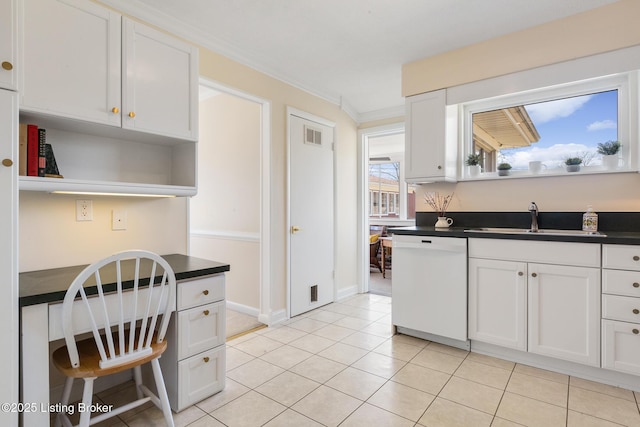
left=370, top=236, right=382, bottom=272
left=52, top=250, right=176, bottom=427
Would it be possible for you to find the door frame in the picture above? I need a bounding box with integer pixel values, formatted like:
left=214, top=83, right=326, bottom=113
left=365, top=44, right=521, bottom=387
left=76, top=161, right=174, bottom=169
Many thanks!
left=286, top=107, right=337, bottom=318
left=191, top=77, right=274, bottom=325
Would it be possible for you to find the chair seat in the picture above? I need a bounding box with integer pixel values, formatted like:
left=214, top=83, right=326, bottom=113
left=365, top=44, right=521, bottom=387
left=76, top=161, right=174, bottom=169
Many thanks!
left=53, top=334, right=167, bottom=378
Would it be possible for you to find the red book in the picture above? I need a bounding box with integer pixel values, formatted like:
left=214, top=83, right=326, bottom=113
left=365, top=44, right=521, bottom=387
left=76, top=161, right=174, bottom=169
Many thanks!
left=27, top=124, right=39, bottom=176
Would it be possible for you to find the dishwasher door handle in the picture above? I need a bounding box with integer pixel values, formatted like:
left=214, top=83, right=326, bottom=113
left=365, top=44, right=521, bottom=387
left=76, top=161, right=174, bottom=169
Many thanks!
left=393, top=242, right=466, bottom=252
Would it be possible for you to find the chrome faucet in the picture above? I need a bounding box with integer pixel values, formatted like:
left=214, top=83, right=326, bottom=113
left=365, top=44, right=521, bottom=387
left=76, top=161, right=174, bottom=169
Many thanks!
left=528, top=202, right=539, bottom=232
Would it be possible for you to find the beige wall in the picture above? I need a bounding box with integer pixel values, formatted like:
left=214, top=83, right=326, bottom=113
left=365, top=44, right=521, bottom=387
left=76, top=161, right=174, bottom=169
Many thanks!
left=190, top=93, right=261, bottom=309
left=403, top=0, right=640, bottom=96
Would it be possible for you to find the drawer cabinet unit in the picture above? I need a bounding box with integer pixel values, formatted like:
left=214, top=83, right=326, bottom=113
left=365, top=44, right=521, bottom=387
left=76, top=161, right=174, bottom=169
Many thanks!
left=601, top=244, right=640, bottom=375
left=161, top=274, right=226, bottom=412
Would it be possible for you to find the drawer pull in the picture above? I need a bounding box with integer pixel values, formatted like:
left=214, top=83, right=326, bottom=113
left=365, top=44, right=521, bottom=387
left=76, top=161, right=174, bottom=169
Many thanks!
left=203, top=290, right=209, bottom=296
left=634, top=283, right=640, bottom=288
left=634, top=309, right=640, bottom=315
left=531, top=273, right=537, bottom=278
left=633, top=329, right=639, bottom=335
left=203, top=356, right=210, bottom=363
left=518, top=272, right=524, bottom=276
left=203, top=310, right=210, bottom=316
left=634, top=256, right=640, bottom=261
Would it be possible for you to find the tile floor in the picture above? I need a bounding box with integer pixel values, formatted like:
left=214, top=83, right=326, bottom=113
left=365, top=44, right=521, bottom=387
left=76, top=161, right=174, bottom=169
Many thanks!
left=74, top=293, right=640, bottom=426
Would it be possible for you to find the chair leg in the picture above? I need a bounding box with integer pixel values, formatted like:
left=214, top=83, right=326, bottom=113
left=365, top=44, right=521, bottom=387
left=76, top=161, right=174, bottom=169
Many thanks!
left=133, top=365, right=144, bottom=400
left=78, top=377, right=95, bottom=427
left=54, top=376, right=74, bottom=427
left=151, top=358, right=175, bottom=427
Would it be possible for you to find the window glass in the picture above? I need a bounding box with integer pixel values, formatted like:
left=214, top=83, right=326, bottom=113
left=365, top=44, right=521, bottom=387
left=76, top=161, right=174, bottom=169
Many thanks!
left=369, top=163, right=399, bottom=218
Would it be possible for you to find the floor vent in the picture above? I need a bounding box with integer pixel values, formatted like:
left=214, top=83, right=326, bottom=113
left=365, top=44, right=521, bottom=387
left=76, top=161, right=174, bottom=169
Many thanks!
left=310, top=284, right=318, bottom=302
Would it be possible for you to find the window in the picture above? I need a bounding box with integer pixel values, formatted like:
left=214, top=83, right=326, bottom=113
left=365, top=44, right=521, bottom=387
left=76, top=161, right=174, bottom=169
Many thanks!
left=463, top=73, right=633, bottom=178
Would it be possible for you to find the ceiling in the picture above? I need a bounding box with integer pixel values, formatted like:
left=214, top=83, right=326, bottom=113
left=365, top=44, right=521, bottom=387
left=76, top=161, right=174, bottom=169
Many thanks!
left=100, top=0, right=618, bottom=122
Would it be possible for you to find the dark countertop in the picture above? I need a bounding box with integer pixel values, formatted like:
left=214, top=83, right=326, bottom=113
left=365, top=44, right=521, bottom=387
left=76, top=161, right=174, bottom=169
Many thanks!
left=390, top=226, right=640, bottom=245
left=19, top=254, right=230, bottom=307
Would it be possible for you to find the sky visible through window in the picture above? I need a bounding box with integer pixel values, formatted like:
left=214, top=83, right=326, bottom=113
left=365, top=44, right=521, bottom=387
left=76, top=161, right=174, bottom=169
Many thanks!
left=500, top=90, right=618, bottom=170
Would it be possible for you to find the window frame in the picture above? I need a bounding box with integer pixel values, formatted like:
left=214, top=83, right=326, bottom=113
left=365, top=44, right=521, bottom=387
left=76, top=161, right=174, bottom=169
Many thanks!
left=460, top=72, right=635, bottom=180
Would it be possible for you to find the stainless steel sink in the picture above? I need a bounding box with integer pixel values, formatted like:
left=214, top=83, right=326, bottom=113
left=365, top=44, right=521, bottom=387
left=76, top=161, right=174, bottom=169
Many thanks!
left=465, top=227, right=606, bottom=237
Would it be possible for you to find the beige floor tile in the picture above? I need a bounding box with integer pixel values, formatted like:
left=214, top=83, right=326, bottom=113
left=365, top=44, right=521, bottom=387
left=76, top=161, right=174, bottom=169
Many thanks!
left=454, top=359, right=512, bottom=390
left=506, top=372, right=568, bottom=407
left=569, top=376, right=636, bottom=402
left=186, top=415, right=226, bottom=427
left=490, top=417, right=527, bottom=426
left=426, top=342, right=470, bottom=358
left=439, top=376, right=503, bottom=415
left=96, top=381, right=154, bottom=420
left=411, top=347, right=465, bottom=374
left=305, top=309, right=347, bottom=323
left=226, top=358, right=285, bottom=389
left=351, top=351, right=407, bottom=379
left=225, top=346, right=255, bottom=371
left=391, top=363, right=451, bottom=395
left=348, top=307, right=389, bottom=322
left=325, top=366, right=387, bottom=400
left=361, top=321, right=395, bottom=338
left=567, top=410, right=623, bottom=427
left=497, top=392, right=566, bottom=427
left=312, top=324, right=357, bottom=341
left=232, top=335, right=283, bottom=357
left=260, top=325, right=308, bottom=344
left=262, top=409, right=324, bottom=426
left=255, top=371, right=320, bottom=406
left=332, top=315, right=374, bottom=331
left=370, top=302, right=392, bottom=313
left=288, top=333, right=335, bottom=353
left=390, top=333, right=429, bottom=348
left=341, top=402, right=414, bottom=427
left=211, top=390, right=286, bottom=427
left=340, top=331, right=388, bottom=350
left=287, top=317, right=330, bottom=333
left=195, top=378, right=250, bottom=413
left=289, top=354, right=348, bottom=383
left=418, top=397, right=493, bottom=427
left=259, top=344, right=313, bottom=369
left=126, top=404, right=206, bottom=427
left=513, top=364, right=569, bottom=384
left=292, top=385, right=363, bottom=427
left=465, top=352, right=515, bottom=371
left=372, top=338, right=423, bottom=361
left=322, top=303, right=361, bottom=316
left=569, top=386, right=640, bottom=426
left=367, top=381, right=435, bottom=422
left=318, top=342, right=369, bottom=365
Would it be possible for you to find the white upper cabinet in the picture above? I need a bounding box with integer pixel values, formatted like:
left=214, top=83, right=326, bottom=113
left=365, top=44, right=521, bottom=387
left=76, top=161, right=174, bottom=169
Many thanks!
left=20, top=0, right=122, bottom=126
left=405, top=89, right=457, bottom=183
left=122, top=18, right=198, bottom=141
left=0, top=0, right=17, bottom=91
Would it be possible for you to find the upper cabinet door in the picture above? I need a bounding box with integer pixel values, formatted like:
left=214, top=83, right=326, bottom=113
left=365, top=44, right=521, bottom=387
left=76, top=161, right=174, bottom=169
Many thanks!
left=20, top=0, right=121, bottom=126
left=122, top=18, right=198, bottom=141
left=0, top=0, right=17, bottom=91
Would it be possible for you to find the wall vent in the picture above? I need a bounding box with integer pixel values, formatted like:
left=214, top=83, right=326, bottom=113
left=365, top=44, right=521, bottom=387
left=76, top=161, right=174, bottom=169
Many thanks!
left=310, top=284, right=318, bottom=302
left=304, top=124, right=322, bottom=146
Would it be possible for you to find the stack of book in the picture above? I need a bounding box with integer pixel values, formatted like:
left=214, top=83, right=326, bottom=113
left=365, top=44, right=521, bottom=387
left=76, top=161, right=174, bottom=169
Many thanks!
left=18, top=124, right=62, bottom=178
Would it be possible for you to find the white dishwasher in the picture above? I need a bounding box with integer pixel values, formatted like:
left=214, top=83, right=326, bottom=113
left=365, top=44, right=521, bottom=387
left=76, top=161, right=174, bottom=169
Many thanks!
left=392, top=234, right=469, bottom=349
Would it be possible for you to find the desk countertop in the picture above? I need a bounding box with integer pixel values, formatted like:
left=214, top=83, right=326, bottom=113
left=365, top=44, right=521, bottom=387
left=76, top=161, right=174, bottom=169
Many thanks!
left=19, top=254, right=230, bottom=307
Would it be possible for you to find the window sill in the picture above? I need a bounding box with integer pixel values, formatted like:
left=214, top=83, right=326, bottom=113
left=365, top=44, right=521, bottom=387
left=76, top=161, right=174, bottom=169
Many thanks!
left=459, top=167, right=637, bottom=182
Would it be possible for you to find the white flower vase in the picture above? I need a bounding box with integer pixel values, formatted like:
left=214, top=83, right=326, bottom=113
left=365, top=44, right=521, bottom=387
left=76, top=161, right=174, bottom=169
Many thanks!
left=602, top=154, right=619, bottom=170
left=435, top=217, right=453, bottom=228
left=467, top=165, right=481, bottom=177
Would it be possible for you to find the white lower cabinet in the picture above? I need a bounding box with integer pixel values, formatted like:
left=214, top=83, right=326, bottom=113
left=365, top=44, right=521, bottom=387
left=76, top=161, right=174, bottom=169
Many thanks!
left=161, top=274, right=226, bottom=412
left=468, top=238, right=601, bottom=367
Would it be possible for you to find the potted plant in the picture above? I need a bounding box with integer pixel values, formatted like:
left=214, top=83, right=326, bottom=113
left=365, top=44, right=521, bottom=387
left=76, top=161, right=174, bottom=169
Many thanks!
left=597, top=140, right=621, bottom=170
left=465, top=153, right=482, bottom=177
left=565, top=157, right=583, bottom=172
left=497, top=162, right=512, bottom=176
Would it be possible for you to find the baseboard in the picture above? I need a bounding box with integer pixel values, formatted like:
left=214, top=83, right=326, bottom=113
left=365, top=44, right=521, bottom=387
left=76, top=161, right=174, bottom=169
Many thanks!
left=226, top=300, right=260, bottom=317
left=337, top=285, right=358, bottom=301
left=258, top=308, right=287, bottom=326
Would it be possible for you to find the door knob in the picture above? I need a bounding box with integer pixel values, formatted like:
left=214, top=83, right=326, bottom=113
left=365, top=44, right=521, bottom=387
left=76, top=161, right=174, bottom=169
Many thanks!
left=2, top=159, right=13, bottom=167
left=291, top=226, right=301, bottom=234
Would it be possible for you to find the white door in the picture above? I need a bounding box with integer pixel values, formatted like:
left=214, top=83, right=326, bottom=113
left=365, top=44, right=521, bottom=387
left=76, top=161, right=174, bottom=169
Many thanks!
left=289, top=111, right=334, bottom=317
left=0, top=89, right=18, bottom=426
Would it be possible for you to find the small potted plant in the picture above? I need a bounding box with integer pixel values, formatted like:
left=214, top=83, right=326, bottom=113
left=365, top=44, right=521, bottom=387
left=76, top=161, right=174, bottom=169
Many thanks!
left=497, top=162, right=512, bottom=176
left=597, top=140, right=621, bottom=170
left=565, top=157, right=583, bottom=172
left=465, top=153, right=482, bottom=177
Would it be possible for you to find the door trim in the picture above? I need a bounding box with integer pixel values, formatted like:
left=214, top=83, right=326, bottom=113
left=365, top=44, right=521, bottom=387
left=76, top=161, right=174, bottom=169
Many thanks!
left=286, top=107, right=336, bottom=318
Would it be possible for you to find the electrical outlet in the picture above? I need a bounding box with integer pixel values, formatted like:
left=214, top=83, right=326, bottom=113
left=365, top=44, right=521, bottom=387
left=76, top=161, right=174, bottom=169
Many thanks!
left=112, top=210, right=127, bottom=230
left=76, top=199, right=93, bottom=221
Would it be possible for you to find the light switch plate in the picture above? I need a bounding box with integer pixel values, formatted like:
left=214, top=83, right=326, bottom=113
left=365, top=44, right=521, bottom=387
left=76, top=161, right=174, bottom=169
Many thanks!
left=112, top=210, right=127, bottom=230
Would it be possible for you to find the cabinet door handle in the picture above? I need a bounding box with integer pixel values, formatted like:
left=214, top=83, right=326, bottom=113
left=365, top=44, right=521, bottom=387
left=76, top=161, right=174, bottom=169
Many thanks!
left=203, top=310, right=210, bottom=316
left=111, top=107, right=119, bottom=114
left=2, top=159, right=13, bottom=167
left=203, top=289, right=209, bottom=296
left=633, top=329, right=639, bottom=335
left=518, top=271, right=524, bottom=276
left=437, top=165, right=442, bottom=170
left=203, top=356, right=210, bottom=363
left=633, top=309, right=639, bottom=315
left=128, top=111, right=136, bottom=118
left=531, top=273, right=537, bottom=278
left=634, top=256, right=640, bottom=261
left=634, top=283, right=640, bottom=288
left=1, top=61, right=12, bottom=71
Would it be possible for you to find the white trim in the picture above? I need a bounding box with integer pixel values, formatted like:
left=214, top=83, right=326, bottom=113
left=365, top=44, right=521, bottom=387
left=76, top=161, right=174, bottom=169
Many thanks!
left=286, top=107, right=337, bottom=318
left=226, top=300, right=260, bottom=318
left=336, top=285, right=358, bottom=302
left=190, top=230, right=260, bottom=243
left=194, top=77, right=273, bottom=332
left=259, top=309, right=288, bottom=326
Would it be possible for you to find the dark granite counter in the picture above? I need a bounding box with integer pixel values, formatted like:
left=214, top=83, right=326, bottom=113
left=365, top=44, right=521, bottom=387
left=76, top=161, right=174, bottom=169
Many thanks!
left=19, top=254, right=230, bottom=307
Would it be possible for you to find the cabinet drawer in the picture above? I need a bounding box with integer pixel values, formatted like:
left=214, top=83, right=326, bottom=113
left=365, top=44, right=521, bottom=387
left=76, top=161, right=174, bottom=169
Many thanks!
left=602, top=244, right=640, bottom=271
left=178, top=346, right=225, bottom=410
left=178, top=301, right=225, bottom=359
left=602, top=294, right=640, bottom=324
left=602, top=269, right=640, bottom=297
left=177, top=274, right=225, bottom=310
left=602, top=319, right=640, bottom=375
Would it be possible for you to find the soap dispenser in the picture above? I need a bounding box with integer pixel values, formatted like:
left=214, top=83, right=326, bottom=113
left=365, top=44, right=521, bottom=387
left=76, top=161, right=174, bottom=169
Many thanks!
left=582, top=205, right=598, bottom=232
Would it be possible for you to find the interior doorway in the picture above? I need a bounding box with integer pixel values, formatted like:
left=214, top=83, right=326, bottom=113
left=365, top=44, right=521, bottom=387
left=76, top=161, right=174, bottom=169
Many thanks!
left=189, top=79, right=272, bottom=331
